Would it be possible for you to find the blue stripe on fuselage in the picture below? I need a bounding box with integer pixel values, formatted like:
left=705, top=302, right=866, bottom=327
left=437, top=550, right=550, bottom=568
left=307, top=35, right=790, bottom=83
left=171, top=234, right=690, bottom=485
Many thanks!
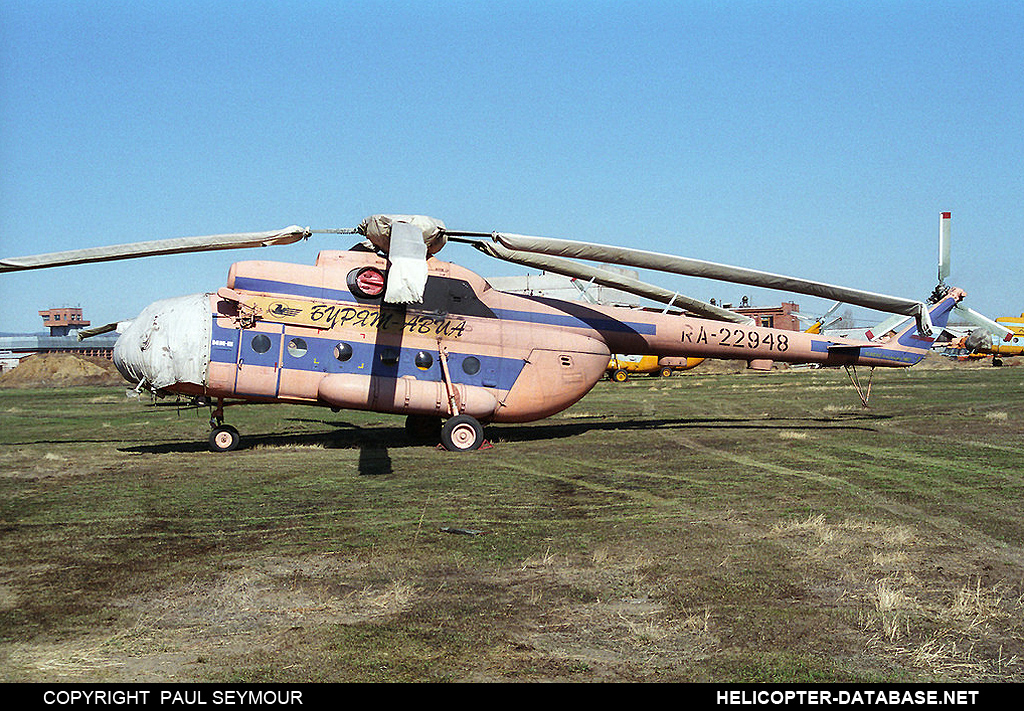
left=232, top=276, right=352, bottom=303
left=211, top=319, right=523, bottom=391
left=854, top=347, right=920, bottom=364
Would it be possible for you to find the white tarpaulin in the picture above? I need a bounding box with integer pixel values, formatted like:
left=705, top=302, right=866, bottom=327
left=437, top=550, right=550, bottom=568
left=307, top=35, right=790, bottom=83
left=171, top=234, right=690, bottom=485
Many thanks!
left=383, top=221, right=430, bottom=303
left=357, top=214, right=447, bottom=303
left=113, top=293, right=212, bottom=390
left=358, top=214, right=447, bottom=255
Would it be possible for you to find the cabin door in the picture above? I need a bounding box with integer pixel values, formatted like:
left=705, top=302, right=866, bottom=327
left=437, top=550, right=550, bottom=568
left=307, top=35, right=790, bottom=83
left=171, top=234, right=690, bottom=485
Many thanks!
left=235, top=325, right=285, bottom=398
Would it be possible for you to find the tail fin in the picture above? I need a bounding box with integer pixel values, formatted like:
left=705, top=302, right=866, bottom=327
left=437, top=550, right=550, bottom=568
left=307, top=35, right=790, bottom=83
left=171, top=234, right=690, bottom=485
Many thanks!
left=881, top=288, right=964, bottom=365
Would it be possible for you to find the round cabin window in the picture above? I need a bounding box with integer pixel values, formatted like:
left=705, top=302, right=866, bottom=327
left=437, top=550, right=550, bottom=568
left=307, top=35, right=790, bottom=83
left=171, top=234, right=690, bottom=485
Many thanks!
left=334, top=342, right=353, bottom=362
left=287, top=338, right=308, bottom=358
left=462, top=356, right=481, bottom=375
left=251, top=334, right=272, bottom=354
left=414, top=351, right=434, bottom=370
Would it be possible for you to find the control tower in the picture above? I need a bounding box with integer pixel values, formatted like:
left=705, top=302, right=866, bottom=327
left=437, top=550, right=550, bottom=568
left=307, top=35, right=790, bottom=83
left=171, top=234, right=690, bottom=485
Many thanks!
left=38, top=307, right=90, bottom=337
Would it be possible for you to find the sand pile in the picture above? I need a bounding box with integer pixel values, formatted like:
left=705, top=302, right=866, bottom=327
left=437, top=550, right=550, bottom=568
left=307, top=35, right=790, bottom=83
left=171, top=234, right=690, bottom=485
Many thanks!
left=0, top=353, right=125, bottom=388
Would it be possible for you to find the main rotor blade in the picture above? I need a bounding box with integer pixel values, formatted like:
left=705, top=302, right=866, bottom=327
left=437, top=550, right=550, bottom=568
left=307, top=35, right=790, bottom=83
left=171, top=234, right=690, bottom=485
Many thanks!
left=472, top=241, right=753, bottom=324
left=486, top=232, right=935, bottom=335
left=0, top=226, right=311, bottom=273
left=953, top=304, right=1015, bottom=340
left=75, top=322, right=119, bottom=340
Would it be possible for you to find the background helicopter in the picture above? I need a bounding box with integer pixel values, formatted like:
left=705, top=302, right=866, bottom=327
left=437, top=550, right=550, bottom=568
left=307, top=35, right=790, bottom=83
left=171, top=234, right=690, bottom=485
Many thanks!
left=1, top=213, right=973, bottom=452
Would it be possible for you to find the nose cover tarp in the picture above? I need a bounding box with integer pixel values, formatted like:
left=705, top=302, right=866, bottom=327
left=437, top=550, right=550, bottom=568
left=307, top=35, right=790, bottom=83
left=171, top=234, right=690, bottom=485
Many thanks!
left=114, top=293, right=212, bottom=390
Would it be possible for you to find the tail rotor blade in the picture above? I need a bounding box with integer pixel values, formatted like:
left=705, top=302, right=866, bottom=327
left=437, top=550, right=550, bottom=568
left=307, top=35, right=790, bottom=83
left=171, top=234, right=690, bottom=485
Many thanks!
left=953, top=303, right=1015, bottom=340
left=938, top=211, right=951, bottom=284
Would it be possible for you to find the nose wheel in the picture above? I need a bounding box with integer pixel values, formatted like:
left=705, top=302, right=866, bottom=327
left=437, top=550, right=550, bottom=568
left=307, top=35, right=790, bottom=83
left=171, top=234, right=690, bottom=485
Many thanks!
left=209, top=424, right=240, bottom=453
left=208, top=400, right=240, bottom=452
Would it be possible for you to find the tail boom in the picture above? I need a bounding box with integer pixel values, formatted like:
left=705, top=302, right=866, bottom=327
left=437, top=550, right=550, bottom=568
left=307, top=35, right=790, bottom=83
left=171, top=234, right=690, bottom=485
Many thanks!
left=541, top=288, right=966, bottom=369
left=817, top=287, right=964, bottom=367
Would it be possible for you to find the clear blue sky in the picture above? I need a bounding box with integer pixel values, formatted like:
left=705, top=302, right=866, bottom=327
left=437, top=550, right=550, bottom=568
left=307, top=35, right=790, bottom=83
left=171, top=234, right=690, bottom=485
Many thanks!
left=2, top=0, right=1021, bottom=334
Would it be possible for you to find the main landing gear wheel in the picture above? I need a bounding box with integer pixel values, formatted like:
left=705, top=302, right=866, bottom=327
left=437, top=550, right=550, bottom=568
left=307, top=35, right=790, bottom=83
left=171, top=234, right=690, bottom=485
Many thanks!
left=209, top=424, right=240, bottom=453
left=440, top=414, right=485, bottom=452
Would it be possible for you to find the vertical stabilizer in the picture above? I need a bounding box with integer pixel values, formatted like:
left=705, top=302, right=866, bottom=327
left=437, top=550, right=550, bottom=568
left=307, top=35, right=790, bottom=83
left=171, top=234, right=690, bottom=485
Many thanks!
left=881, top=287, right=965, bottom=364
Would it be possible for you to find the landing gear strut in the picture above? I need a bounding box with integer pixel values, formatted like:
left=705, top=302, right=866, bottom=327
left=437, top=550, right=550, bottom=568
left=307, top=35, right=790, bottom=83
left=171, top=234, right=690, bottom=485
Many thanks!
left=845, top=365, right=875, bottom=408
left=436, top=344, right=487, bottom=452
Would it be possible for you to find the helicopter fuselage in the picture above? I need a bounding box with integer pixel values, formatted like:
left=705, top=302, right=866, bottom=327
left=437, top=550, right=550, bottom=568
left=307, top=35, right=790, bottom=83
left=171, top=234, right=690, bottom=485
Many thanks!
left=112, top=249, right=963, bottom=426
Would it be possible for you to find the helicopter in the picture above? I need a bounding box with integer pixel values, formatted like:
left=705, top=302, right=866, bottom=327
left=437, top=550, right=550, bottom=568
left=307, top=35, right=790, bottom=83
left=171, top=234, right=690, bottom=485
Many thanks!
left=1, top=213, right=970, bottom=452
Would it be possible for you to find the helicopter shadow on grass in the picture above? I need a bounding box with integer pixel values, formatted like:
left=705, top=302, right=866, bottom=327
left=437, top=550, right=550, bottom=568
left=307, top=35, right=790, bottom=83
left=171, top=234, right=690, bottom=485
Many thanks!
left=121, top=410, right=891, bottom=468
left=486, top=411, right=893, bottom=445
left=120, top=419, right=409, bottom=476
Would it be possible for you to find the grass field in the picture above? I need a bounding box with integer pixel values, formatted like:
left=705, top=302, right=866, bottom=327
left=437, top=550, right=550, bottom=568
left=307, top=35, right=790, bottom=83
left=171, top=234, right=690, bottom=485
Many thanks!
left=1, top=364, right=1023, bottom=682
